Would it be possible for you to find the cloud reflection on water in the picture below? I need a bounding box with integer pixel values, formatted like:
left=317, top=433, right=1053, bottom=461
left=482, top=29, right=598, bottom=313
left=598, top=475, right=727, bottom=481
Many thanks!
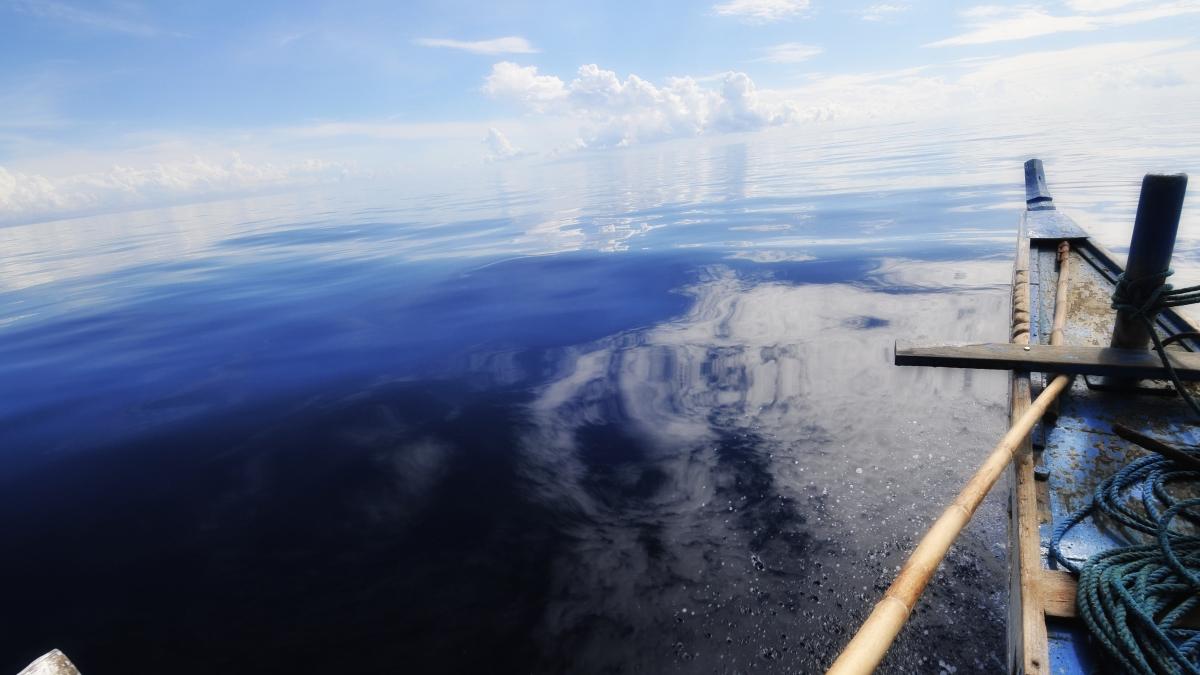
left=516, top=260, right=1012, bottom=671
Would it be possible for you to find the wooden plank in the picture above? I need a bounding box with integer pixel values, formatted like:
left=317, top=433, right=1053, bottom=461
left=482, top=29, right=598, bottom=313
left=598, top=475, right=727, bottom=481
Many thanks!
left=895, top=341, right=1200, bottom=381
left=1015, top=442, right=1049, bottom=674
left=1113, top=424, right=1200, bottom=471
left=1007, top=217, right=1051, bottom=675
left=1040, top=570, right=1078, bottom=619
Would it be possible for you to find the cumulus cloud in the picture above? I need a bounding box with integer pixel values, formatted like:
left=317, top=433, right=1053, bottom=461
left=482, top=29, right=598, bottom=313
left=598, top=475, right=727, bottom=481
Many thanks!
left=757, top=42, right=823, bottom=63
left=414, top=36, right=538, bottom=55
left=928, top=1, right=1200, bottom=47
left=484, top=62, right=804, bottom=148
left=483, top=127, right=531, bottom=161
left=712, top=0, right=810, bottom=22
left=483, top=61, right=569, bottom=109
left=0, top=154, right=352, bottom=224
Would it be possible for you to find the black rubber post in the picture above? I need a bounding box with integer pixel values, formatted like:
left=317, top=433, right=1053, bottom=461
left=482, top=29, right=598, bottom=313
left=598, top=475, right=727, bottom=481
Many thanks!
left=1110, top=173, right=1189, bottom=350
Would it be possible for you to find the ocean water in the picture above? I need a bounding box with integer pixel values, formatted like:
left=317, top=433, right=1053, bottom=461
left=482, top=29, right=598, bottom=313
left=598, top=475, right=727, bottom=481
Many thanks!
left=2, top=114, right=1199, bottom=674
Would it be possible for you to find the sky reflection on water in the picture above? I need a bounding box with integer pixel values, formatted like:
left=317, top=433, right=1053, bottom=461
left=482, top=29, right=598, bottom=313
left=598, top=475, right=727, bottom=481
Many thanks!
left=1, top=117, right=1198, bottom=673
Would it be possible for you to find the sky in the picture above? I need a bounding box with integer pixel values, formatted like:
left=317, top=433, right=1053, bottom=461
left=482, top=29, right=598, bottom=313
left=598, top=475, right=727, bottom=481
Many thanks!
left=3, top=0, right=1200, bottom=223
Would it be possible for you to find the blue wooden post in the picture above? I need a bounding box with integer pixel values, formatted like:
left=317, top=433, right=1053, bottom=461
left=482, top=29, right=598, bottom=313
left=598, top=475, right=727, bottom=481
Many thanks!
left=1024, top=159, right=1053, bottom=210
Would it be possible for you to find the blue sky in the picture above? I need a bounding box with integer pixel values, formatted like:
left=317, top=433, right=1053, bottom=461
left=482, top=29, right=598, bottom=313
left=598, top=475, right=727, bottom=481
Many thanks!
left=3, top=0, right=1200, bottom=222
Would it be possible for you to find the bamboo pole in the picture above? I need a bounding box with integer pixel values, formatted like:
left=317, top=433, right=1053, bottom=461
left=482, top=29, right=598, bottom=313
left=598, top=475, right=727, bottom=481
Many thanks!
left=1047, top=240, right=1071, bottom=423
left=827, top=242, right=1074, bottom=674
left=1050, top=241, right=1070, bottom=346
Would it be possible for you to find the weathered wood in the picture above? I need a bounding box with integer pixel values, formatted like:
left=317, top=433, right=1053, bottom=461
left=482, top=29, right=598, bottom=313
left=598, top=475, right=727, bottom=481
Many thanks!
left=1040, top=570, right=1078, bottom=619
left=1007, top=226, right=1034, bottom=675
left=895, top=342, right=1200, bottom=381
left=1113, top=423, right=1200, bottom=471
left=1015, top=240, right=1074, bottom=674
left=1012, top=227, right=1031, bottom=344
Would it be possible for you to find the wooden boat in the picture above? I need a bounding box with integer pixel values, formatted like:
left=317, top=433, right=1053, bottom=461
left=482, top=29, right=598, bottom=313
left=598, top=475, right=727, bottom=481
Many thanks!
left=829, top=159, right=1199, bottom=674
left=999, top=162, right=1199, bottom=674
left=905, top=160, right=1200, bottom=674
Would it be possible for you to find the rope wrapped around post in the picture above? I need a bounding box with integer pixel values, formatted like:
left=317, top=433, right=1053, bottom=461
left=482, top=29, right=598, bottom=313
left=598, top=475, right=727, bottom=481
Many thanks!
left=1110, top=268, right=1200, bottom=417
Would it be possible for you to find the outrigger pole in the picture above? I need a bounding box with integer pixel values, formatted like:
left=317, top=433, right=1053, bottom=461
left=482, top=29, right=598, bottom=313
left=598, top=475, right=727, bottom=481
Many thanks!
left=826, top=237, right=1074, bottom=674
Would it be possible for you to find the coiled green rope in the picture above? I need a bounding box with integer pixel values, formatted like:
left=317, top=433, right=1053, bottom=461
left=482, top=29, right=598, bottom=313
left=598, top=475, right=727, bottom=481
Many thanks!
left=1049, top=453, right=1200, bottom=674
left=1045, top=269, right=1200, bottom=673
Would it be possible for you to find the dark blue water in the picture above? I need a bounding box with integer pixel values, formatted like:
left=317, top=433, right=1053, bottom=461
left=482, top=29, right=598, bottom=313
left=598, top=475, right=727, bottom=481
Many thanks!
left=2, top=121, right=1198, bottom=673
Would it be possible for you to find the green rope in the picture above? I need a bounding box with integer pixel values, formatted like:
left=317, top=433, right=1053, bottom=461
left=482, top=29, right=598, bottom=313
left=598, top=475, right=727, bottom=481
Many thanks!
left=1109, top=269, right=1200, bottom=418
left=1049, top=452, right=1200, bottom=674
left=1041, top=271, right=1200, bottom=673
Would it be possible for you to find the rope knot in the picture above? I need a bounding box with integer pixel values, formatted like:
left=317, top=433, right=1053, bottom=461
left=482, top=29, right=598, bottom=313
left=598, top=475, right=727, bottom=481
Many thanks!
left=1110, top=269, right=1176, bottom=320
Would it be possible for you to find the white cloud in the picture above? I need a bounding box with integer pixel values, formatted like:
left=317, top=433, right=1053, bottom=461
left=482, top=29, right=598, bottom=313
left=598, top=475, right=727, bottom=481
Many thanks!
left=781, top=39, right=1198, bottom=121
left=414, top=36, right=538, bottom=55
left=928, top=6, right=1093, bottom=46
left=712, top=0, right=810, bottom=22
left=0, top=154, right=353, bottom=224
left=859, top=3, right=911, bottom=21
left=757, top=42, right=823, bottom=63
left=480, top=38, right=1200, bottom=151
left=483, top=127, right=531, bottom=162
left=484, top=62, right=805, bottom=148
left=1065, top=0, right=1148, bottom=9
left=483, top=61, right=569, bottom=109
left=928, top=2, right=1200, bottom=47
left=956, top=38, right=1193, bottom=91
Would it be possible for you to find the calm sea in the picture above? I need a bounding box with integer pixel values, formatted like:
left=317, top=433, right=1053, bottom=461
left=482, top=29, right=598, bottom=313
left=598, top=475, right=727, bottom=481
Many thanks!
left=2, top=113, right=1198, bottom=673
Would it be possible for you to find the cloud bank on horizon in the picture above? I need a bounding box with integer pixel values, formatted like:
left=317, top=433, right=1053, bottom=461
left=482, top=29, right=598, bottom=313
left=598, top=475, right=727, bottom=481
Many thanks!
left=483, top=63, right=803, bottom=148
left=1, top=0, right=1199, bottom=223
left=0, top=155, right=354, bottom=222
